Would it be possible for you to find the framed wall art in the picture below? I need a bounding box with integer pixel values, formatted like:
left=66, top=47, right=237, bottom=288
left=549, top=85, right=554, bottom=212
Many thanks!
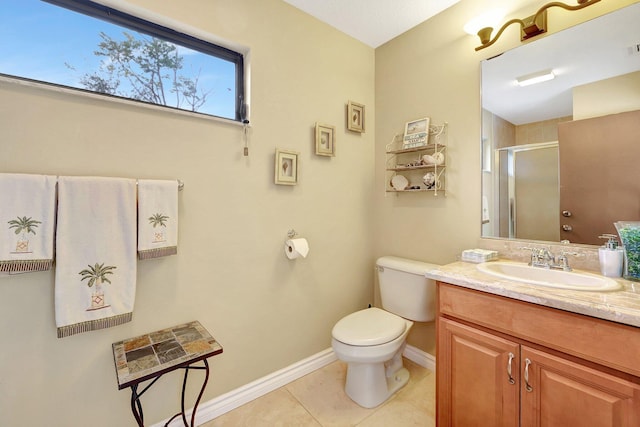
left=275, top=149, right=299, bottom=185
left=347, top=101, right=365, bottom=133
left=315, top=123, right=336, bottom=156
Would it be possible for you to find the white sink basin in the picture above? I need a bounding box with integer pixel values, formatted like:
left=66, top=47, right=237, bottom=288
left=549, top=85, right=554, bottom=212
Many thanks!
left=476, top=261, right=621, bottom=291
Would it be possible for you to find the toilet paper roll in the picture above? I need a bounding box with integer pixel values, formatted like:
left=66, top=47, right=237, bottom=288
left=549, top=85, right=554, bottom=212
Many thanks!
left=285, top=238, right=309, bottom=259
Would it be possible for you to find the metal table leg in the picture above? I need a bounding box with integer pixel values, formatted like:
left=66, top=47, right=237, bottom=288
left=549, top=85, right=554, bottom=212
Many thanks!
left=163, top=359, right=210, bottom=427
left=130, top=376, right=162, bottom=426
left=130, top=384, right=144, bottom=427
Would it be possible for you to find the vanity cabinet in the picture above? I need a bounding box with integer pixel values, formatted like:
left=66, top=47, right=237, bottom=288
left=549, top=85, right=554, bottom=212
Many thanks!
left=436, top=282, right=640, bottom=427
left=385, top=122, right=447, bottom=195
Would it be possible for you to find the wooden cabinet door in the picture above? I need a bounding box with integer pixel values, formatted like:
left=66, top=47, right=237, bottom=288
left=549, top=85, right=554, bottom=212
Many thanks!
left=438, top=318, right=520, bottom=427
left=520, top=346, right=640, bottom=427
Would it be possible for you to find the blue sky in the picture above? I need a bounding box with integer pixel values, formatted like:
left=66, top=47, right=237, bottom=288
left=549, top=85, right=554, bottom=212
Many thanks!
left=0, top=0, right=237, bottom=118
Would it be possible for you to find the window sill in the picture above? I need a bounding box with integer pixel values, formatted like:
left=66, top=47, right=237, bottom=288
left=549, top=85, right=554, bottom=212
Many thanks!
left=0, top=74, right=246, bottom=127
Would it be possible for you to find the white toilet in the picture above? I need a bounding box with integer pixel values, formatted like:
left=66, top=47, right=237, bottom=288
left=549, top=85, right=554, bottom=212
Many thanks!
left=331, top=256, right=438, bottom=408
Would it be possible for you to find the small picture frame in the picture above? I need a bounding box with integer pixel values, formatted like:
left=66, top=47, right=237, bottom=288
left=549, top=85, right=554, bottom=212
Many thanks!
left=315, top=123, right=336, bottom=156
left=403, top=117, right=430, bottom=148
left=347, top=101, right=365, bottom=133
left=275, top=149, right=299, bottom=185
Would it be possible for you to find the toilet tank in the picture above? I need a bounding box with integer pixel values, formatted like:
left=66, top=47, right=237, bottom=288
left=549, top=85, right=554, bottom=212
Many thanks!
left=376, top=256, right=439, bottom=322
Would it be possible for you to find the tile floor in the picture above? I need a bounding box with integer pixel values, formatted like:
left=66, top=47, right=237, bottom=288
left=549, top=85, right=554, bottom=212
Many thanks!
left=203, top=358, right=435, bottom=426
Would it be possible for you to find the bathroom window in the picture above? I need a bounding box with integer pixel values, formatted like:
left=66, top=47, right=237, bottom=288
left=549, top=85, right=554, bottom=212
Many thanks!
left=1, top=0, right=246, bottom=122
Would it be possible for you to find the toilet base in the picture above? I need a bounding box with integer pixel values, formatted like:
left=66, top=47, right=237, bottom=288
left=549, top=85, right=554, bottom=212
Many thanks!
left=344, top=359, right=410, bottom=408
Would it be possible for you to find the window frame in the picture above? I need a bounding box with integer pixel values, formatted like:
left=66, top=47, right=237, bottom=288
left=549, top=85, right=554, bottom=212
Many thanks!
left=28, top=0, right=247, bottom=122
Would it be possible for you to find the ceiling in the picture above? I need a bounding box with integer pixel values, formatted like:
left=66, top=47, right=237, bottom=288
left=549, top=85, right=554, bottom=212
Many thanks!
left=282, top=0, right=462, bottom=48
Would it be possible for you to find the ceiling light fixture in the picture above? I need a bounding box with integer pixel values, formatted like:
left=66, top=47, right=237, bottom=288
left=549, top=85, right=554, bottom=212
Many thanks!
left=470, top=0, right=600, bottom=51
left=516, top=69, right=555, bottom=87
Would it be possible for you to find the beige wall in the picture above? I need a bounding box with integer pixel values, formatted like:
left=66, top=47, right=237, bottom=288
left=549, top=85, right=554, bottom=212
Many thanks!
left=0, top=1, right=374, bottom=425
left=515, top=116, right=572, bottom=145
left=0, top=0, right=636, bottom=425
left=574, top=70, right=640, bottom=119
left=374, top=0, right=637, bottom=355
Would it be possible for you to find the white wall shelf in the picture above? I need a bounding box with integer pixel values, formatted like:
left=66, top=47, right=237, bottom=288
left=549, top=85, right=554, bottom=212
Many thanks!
left=385, top=122, right=447, bottom=196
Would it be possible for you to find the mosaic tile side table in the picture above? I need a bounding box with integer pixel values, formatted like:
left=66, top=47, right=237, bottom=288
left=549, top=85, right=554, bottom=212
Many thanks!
left=112, top=321, right=223, bottom=427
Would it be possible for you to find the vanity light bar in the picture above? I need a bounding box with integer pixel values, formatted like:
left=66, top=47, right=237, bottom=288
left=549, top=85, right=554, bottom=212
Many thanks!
left=468, top=0, right=601, bottom=51
left=516, top=69, right=555, bottom=87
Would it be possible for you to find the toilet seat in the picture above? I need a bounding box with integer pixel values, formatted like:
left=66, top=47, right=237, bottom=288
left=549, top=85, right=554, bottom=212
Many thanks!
left=332, top=307, right=406, bottom=346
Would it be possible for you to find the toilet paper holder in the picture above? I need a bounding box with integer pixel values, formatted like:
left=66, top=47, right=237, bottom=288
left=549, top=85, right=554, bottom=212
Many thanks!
left=284, top=230, right=309, bottom=259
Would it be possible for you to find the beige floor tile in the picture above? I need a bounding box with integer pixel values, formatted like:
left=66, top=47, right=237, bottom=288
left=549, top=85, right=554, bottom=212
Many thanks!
left=203, top=358, right=434, bottom=427
left=403, top=359, right=430, bottom=382
left=394, top=369, right=436, bottom=417
left=285, top=361, right=376, bottom=427
left=355, top=359, right=435, bottom=426
left=204, top=388, right=321, bottom=427
left=356, top=400, right=435, bottom=427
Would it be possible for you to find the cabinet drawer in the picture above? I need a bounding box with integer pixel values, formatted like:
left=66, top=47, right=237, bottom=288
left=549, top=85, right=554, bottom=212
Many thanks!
left=438, top=282, right=640, bottom=377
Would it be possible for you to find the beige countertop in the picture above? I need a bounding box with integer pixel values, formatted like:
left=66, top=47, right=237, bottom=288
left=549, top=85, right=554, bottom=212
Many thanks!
left=426, top=260, right=640, bottom=328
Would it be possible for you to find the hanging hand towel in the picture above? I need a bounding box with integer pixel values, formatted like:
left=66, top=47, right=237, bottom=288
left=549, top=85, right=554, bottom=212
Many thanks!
left=0, top=173, right=56, bottom=273
left=55, top=176, right=137, bottom=338
left=137, top=179, right=178, bottom=259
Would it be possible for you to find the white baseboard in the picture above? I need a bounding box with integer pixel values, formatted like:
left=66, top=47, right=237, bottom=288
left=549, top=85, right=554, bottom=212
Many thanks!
left=154, top=344, right=435, bottom=427
left=154, top=348, right=337, bottom=427
left=403, top=344, right=436, bottom=372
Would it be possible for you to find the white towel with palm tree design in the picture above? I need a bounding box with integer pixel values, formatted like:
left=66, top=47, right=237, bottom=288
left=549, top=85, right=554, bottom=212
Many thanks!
left=55, top=176, right=137, bottom=338
left=0, top=173, right=56, bottom=273
left=137, top=179, right=178, bottom=259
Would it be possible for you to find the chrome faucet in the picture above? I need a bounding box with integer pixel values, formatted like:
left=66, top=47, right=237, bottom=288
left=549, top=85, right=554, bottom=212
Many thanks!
left=537, top=248, right=555, bottom=265
left=519, top=247, right=577, bottom=271
left=555, top=252, right=575, bottom=271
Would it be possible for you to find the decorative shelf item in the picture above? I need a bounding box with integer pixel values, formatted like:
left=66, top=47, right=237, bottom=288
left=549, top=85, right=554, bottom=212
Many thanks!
left=402, top=117, right=430, bottom=148
left=385, top=122, right=448, bottom=196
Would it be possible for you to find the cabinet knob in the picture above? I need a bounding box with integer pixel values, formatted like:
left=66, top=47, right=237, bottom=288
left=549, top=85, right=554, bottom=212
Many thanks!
left=562, top=210, right=572, bottom=217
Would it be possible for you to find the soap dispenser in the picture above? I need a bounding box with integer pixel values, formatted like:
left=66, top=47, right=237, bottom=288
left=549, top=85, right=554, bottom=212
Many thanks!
left=598, top=234, right=624, bottom=278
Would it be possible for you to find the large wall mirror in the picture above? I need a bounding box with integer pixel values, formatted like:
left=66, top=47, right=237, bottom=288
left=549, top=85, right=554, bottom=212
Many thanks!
left=481, top=2, right=640, bottom=246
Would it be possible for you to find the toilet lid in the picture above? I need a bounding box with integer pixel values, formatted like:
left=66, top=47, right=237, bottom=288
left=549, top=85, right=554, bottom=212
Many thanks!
left=332, top=307, right=406, bottom=346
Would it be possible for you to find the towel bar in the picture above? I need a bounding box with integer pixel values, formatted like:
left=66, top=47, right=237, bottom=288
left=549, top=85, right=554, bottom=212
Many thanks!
left=52, top=177, right=184, bottom=191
